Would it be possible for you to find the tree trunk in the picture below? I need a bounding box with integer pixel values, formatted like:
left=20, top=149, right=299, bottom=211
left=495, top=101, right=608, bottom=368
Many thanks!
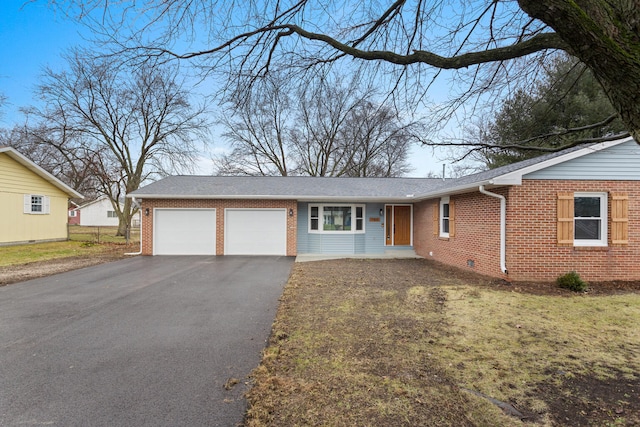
left=116, top=197, right=133, bottom=237
left=519, top=0, right=640, bottom=141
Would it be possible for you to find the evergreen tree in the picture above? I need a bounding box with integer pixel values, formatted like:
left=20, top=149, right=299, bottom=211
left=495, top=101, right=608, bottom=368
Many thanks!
left=478, top=55, right=626, bottom=168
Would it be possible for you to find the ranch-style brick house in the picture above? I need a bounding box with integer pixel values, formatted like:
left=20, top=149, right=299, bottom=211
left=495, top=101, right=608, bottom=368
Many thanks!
left=0, top=146, right=83, bottom=245
left=128, top=137, right=640, bottom=282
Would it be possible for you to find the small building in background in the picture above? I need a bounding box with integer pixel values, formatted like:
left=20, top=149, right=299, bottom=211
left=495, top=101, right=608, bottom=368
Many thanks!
left=73, top=195, right=140, bottom=227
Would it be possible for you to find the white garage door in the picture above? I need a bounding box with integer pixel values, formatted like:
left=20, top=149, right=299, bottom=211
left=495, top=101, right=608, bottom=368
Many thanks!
left=154, top=209, right=216, bottom=255
left=225, top=209, right=287, bottom=255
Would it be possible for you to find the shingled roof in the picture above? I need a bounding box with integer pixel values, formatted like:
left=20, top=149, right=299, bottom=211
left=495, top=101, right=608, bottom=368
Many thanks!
left=128, top=137, right=634, bottom=201
left=128, top=176, right=442, bottom=202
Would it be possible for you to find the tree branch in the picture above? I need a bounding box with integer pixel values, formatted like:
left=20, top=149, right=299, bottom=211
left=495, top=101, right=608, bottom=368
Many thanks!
left=426, top=130, right=629, bottom=153
left=504, top=113, right=622, bottom=147
left=156, top=24, right=569, bottom=70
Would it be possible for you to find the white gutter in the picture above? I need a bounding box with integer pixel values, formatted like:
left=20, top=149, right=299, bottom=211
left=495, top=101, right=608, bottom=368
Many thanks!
left=125, top=197, right=143, bottom=256
left=478, top=186, right=507, bottom=274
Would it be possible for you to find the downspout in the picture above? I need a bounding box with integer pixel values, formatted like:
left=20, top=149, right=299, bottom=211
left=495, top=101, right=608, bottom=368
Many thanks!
left=478, top=186, right=507, bottom=274
left=125, top=197, right=142, bottom=256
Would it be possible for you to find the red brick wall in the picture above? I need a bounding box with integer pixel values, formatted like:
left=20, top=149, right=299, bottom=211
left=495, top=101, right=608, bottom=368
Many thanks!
left=506, top=180, right=640, bottom=282
left=414, top=180, right=640, bottom=282
left=139, top=199, right=297, bottom=256
left=68, top=210, right=80, bottom=225
left=414, top=190, right=507, bottom=279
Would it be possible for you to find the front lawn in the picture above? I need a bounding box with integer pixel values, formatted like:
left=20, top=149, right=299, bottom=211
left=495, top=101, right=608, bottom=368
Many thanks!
left=0, top=241, right=138, bottom=285
left=245, top=259, right=640, bottom=427
left=0, top=241, right=116, bottom=267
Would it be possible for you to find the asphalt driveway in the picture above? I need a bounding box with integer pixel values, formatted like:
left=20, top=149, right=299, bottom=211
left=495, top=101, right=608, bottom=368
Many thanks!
left=0, top=255, right=294, bottom=427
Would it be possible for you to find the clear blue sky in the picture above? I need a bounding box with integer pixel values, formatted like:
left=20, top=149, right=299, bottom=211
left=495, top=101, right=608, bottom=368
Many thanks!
left=0, top=1, right=89, bottom=126
left=0, top=1, right=444, bottom=176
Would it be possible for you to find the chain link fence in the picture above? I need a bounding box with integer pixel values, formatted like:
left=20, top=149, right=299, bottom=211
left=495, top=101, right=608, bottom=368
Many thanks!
left=68, top=225, right=140, bottom=244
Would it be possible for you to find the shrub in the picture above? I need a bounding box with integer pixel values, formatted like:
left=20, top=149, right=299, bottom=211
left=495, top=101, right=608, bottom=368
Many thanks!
left=556, top=271, right=588, bottom=292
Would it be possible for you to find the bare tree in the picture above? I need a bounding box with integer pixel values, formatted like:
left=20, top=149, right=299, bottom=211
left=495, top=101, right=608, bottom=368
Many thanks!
left=0, top=91, right=6, bottom=120
left=290, top=77, right=368, bottom=177
left=339, top=101, right=414, bottom=177
left=217, top=74, right=418, bottom=176
left=50, top=0, right=640, bottom=149
left=217, top=75, right=293, bottom=176
left=29, top=49, right=210, bottom=235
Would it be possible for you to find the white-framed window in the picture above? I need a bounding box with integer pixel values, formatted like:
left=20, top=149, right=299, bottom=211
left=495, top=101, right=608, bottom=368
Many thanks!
left=574, top=192, right=607, bottom=246
left=439, top=197, right=450, bottom=238
left=107, top=210, right=118, bottom=218
left=24, top=194, right=50, bottom=214
left=69, top=210, right=77, bottom=217
left=308, top=204, right=365, bottom=233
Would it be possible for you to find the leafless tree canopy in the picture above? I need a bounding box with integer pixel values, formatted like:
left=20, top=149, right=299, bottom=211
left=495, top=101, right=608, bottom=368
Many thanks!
left=216, top=74, right=420, bottom=177
left=52, top=0, right=640, bottom=150
left=26, top=48, right=210, bottom=234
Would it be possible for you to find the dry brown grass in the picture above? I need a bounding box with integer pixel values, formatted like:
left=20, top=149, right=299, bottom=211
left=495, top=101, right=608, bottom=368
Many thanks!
left=245, top=259, right=640, bottom=427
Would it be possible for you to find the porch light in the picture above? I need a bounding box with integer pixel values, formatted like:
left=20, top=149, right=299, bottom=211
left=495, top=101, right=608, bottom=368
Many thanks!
left=289, top=208, right=294, bottom=217
left=379, top=208, right=384, bottom=216
left=145, top=208, right=149, bottom=216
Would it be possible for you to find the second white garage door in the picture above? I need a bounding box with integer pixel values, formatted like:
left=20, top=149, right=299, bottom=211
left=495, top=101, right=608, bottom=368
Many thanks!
left=225, top=209, right=287, bottom=255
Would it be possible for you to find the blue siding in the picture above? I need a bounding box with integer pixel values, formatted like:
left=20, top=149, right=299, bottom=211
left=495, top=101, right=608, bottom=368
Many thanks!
left=296, top=202, right=394, bottom=254
left=321, top=235, right=357, bottom=253
left=365, top=203, right=385, bottom=254
left=525, top=140, right=640, bottom=180
left=297, top=203, right=310, bottom=253
left=354, top=234, right=366, bottom=254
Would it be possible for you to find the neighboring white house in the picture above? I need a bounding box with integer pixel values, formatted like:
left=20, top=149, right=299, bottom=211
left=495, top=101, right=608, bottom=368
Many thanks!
left=73, top=195, right=140, bottom=227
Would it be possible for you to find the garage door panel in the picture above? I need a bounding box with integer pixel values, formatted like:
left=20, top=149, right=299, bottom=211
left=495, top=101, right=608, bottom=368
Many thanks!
left=225, top=209, right=286, bottom=255
left=154, top=209, right=216, bottom=255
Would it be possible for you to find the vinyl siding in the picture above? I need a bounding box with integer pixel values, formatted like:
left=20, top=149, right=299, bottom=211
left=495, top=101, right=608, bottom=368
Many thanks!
left=80, top=198, right=121, bottom=227
left=0, top=153, right=70, bottom=244
left=524, top=140, right=640, bottom=180
left=365, top=203, right=385, bottom=254
left=297, top=202, right=388, bottom=254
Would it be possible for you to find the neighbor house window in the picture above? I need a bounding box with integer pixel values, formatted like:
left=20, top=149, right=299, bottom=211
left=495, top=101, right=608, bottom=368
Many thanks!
left=24, top=195, right=50, bottom=214
left=308, top=204, right=365, bottom=233
left=440, top=197, right=450, bottom=238
left=69, top=210, right=77, bottom=217
left=107, top=210, right=118, bottom=218
left=574, top=192, right=607, bottom=246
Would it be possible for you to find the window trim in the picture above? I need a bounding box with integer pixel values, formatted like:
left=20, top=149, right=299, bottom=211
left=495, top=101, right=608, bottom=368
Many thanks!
left=439, top=197, right=450, bottom=238
left=24, top=194, right=50, bottom=215
left=573, top=192, right=607, bottom=247
left=308, top=203, right=366, bottom=234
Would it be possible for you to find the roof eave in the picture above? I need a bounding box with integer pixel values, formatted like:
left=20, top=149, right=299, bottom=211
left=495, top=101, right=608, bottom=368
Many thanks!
left=0, top=147, right=84, bottom=199
left=127, top=194, right=420, bottom=203
left=412, top=180, right=500, bottom=201
left=490, top=137, right=633, bottom=183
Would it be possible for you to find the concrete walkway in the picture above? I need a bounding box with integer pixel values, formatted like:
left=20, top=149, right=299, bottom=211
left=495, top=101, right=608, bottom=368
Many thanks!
left=296, top=250, right=423, bottom=262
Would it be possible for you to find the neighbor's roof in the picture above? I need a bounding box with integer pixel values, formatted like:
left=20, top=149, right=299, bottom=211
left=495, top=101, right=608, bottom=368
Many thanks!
left=128, top=136, right=634, bottom=201
left=75, top=195, right=127, bottom=210
left=0, top=146, right=83, bottom=199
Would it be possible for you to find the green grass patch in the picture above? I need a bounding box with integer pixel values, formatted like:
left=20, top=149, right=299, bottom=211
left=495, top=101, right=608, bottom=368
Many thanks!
left=0, top=241, right=116, bottom=267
